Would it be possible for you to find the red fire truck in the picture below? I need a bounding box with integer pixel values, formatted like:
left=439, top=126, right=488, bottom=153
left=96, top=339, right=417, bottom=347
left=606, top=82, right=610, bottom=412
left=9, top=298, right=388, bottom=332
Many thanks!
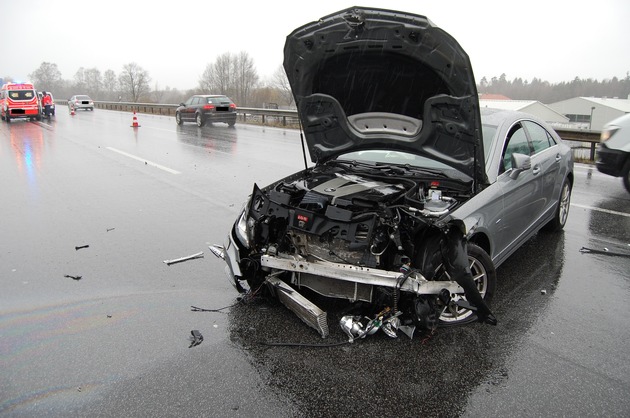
left=0, top=82, right=42, bottom=123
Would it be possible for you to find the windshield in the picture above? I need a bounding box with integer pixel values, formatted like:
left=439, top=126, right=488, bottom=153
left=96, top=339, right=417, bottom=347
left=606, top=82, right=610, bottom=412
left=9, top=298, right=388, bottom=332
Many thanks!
left=481, top=124, right=497, bottom=161
left=77, top=95, right=91, bottom=100
left=9, top=90, right=35, bottom=100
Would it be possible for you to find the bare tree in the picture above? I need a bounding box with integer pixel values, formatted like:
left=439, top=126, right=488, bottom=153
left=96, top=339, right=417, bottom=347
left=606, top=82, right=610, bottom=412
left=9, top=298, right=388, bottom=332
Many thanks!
left=199, top=52, right=234, bottom=95
left=103, top=69, right=118, bottom=101
left=271, top=65, right=294, bottom=107
left=198, top=51, right=258, bottom=106
left=234, top=51, right=259, bottom=106
left=74, top=67, right=86, bottom=92
left=118, top=62, right=151, bottom=102
left=29, top=62, right=63, bottom=92
left=84, top=68, right=103, bottom=99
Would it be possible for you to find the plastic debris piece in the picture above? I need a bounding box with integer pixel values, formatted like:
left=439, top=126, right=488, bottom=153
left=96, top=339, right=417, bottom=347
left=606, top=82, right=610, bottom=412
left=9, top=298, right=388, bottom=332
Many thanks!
left=399, top=325, right=416, bottom=340
left=580, top=246, right=630, bottom=258
left=163, top=252, right=204, bottom=266
left=106, top=228, right=115, bottom=232
left=188, top=330, right=204, bottom=348
left=75, top=245, right=89, bottom=251
left=64, top=275, right=82, bottom=281
left=541, top=289, right=547, bottom=295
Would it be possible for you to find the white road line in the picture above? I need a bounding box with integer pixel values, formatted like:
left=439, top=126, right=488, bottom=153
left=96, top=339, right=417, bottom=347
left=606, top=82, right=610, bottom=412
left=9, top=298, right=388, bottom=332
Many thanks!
left=571, top=203, right=630, bottom=217
left=106, top=147, right=181, bottom=174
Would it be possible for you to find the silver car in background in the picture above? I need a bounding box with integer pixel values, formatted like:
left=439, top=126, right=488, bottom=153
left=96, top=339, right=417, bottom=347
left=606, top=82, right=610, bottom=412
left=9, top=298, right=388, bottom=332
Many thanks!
left=68, top=95, right=94, bottom=111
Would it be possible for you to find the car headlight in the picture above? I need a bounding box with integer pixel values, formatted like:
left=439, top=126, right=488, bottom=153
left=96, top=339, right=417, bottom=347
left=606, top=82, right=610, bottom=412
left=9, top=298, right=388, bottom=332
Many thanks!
left=234, top=209, right=250, bottom=248
left=600, top=126, right=619, bottom=142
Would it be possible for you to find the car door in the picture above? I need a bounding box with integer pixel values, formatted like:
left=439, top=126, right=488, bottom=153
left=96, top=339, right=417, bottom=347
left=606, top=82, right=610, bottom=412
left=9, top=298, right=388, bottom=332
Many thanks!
left=523, top=120, right=562, bottom=214
left=493, top=122, right=543, bottom=260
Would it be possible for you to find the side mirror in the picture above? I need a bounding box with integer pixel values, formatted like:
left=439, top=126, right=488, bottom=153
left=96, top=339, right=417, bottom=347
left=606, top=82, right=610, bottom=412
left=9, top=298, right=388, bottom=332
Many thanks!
left=509, top=153, right=531, bottom=180
left=180, top=103, right=186, bottom=107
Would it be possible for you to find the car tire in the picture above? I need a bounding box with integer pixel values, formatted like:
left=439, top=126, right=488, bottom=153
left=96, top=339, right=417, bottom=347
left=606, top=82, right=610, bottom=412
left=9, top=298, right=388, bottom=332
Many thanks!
left=36, top=114, right=42, bottom=121
left=6, top=112, right=10, bottom=123
left=175, top=112, right=183, bottom=125
left=228, top=119, right=236, bottom=127
left=542, top=178, right=572, bottom=232
left=621, top=159, right=630, bottom=194
left=196, top=113, right=204, bottom=127
left=438, top=243, right=497, bottom=327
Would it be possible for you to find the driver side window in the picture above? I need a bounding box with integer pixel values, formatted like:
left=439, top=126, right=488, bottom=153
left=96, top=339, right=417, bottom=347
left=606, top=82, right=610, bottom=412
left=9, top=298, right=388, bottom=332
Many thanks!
left=500, top=124, right=532, bottom=173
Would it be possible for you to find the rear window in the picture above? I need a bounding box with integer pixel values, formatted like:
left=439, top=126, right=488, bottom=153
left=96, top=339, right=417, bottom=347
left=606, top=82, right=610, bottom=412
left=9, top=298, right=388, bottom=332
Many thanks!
left=77, top=95, right=91, bottom=100
left=9, top=90, right=35, bottom=100
left=206, top=97, right=231, bottom=105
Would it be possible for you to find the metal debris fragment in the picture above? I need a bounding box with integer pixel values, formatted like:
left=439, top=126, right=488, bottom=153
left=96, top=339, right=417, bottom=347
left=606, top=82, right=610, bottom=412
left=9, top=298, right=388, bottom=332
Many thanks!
left=106, top=228, right=115, bottom=232
left=163, top=252, right=204, bottom=266
left=340, top=308, right=403, bottom=342
left=580, top=247, right=630, bottom=258
left=75, top=245, right=90, bottom=251
left=188, top=330, right=204, bottom=348
left=64, top=275, right=82, bottom=281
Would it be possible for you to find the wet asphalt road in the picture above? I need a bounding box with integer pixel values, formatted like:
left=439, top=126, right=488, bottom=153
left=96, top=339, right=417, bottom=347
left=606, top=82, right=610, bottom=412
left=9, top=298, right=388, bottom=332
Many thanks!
left=1, top=109, right=629, bottom=417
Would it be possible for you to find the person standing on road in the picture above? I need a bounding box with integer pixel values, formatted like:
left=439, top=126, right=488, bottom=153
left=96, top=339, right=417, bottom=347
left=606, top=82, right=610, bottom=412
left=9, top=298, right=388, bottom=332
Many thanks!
left=42, top=92, right=52, bottom=119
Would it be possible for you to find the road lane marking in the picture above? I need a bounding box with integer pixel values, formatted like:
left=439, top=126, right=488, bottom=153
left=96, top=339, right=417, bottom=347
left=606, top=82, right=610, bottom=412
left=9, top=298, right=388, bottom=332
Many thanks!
left=571, top=203, right=630, bottom=218
left=106, top=147, right=181, bottom=174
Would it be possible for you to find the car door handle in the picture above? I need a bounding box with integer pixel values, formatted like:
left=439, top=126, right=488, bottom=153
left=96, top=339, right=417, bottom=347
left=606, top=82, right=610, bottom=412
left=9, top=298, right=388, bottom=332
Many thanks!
left=532, top=165, right=541, bottom=175
left=555, top=154, right=561, bottom=162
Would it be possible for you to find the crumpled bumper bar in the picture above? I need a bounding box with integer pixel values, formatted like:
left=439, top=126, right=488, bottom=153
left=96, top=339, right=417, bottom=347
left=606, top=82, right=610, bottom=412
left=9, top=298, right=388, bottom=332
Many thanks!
left=261, top=254, right=464, bottom=295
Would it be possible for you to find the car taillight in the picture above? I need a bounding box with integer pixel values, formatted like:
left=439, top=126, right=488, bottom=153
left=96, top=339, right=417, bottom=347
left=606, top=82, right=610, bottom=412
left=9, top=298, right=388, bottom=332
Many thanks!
left=203, top=104, right=215, bottom=110
left=230, top=103, right=236, bottom=109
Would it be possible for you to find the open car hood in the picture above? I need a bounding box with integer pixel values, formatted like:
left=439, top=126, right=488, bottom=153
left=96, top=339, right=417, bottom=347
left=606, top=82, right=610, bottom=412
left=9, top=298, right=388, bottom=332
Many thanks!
left=284, top=7, right=488, bottom=188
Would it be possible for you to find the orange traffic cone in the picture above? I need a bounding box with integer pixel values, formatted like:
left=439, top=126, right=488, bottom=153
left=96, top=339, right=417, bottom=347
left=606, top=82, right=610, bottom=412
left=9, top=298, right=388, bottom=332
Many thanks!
left=70, top=105, right=75, bottom=116
left=131, top=110, right=140, bottom=128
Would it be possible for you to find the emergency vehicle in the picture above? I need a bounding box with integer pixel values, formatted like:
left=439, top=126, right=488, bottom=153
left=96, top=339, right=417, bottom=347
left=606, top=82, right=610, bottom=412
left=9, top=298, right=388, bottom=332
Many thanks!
left=0, top=82, right=42, bottom=122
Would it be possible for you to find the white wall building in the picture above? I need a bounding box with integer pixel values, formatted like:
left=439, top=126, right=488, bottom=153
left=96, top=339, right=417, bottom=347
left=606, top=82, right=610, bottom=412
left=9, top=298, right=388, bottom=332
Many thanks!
left=548, top=97, right=630, bottom=131
left=479, top=99, right=569, bottom=126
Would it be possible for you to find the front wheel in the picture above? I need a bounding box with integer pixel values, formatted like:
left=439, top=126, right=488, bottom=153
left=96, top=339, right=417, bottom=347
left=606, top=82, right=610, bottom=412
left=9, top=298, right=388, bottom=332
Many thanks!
left=437, top=243, right=497, bottom=326
left=195, top=113, right=204, bottom=127
left=543, top=178, right=572, bottom=232
left=175, top=112, right=183, bottom=125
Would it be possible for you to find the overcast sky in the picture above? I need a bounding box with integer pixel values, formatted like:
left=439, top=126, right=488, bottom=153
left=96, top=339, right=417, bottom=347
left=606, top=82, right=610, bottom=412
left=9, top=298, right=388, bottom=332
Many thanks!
left=2, top=0, right=629, bottom=91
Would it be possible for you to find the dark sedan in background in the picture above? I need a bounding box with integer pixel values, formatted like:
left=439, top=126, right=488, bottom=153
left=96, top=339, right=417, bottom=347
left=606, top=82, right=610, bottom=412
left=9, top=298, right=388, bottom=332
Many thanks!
left=175, top=95, right=237, bottom=127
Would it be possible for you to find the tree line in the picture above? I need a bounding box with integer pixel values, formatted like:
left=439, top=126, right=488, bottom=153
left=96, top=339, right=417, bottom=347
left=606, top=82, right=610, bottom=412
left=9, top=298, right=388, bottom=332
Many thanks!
left=4, top=55, right=629, bottom=108
left=479, top=73, right=630, bottom=103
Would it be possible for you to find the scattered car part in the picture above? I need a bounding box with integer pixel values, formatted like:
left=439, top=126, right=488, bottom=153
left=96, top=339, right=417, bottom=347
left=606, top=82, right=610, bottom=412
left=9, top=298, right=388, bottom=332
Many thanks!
left=163, top=252, right=204, bottom=266
left=580, top=247, right=630, bottom=258
left=64, top=275, right=82, bottom=281
left=188, top=330, right=204, bottom=348
left=75, top=245, right=89, bottom=250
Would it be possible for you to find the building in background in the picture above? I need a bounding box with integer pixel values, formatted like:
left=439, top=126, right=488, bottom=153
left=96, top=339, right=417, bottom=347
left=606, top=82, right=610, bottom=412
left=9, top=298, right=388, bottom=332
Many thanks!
left=548, top=97, right=630, bottom=131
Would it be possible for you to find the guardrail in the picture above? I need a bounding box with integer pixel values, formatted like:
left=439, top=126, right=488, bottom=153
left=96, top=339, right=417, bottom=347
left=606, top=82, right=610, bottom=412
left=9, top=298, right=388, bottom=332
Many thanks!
left=59, top=100, right=601, bottom=161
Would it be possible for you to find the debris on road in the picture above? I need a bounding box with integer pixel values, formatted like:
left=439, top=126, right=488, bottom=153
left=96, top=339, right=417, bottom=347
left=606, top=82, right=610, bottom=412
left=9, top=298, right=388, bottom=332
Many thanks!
left=75, top=245, right=90, bottom=251
left=580, top=247, right=630, bottom=258
left=106, top=228, right=115, bottom=232
left=163, top=252, right=204, bottom=266
left=64, top=275, right=82, bottom=281
left=188, top=330, right=204, bottom=348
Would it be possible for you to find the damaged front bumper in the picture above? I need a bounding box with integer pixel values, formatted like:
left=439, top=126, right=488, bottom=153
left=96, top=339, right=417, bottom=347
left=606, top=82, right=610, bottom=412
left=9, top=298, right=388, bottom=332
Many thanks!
left=210, top=232, right=465, bottom=338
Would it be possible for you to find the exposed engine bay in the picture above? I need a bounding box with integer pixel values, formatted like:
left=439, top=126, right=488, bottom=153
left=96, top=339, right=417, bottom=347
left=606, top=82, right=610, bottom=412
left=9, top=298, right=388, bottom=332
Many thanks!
left=212, top=160, right=497, bottom=339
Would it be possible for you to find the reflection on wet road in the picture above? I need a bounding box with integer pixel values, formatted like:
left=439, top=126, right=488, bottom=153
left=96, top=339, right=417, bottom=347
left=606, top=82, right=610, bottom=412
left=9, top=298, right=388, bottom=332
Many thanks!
left=1, top=111, right=629, bottom=417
